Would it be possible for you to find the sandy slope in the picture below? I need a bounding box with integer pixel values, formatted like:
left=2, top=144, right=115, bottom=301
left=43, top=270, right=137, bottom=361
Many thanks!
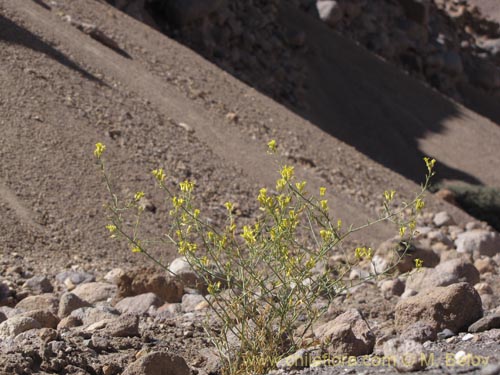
left=0, top=0, right=496, bottom=274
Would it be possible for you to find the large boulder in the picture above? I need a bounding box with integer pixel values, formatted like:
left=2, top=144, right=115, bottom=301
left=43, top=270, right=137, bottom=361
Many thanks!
left=455, top=230, right=500, bottom=258
left=405, top=258, right=480, bottom=292
left=315, top=309, right=375, bottom=356
left=395, top=283, right=483, bottom=333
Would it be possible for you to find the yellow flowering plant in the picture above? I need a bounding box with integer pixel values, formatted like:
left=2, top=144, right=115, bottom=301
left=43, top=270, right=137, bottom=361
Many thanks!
left=94, top=141, right=435, bottom=375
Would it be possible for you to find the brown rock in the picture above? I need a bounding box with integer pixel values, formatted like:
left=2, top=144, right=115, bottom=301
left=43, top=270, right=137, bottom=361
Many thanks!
left=19, top=309, right=59, bottom=329
left=122, top=351, right=191, bottom=375
left=15, top=294, right=59, bottom=314
left=315, top=309, right=375, bottom=356
left=116, top=268, right=183, bottom=303
left=395, top=282, right=483, bottom=333
left=405, top=258, right=480, bottom=292
left=72, top=282, right=117, bottom=304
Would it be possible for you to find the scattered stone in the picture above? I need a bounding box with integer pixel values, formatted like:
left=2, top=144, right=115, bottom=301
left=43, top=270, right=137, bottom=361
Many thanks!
left=71, top=306, right=119, bottom=326
left=379, top=278, right=405, bottom=298
left=383, top=338, right=427, bottom=372
left=115, top=293, right=161, bottom=315
left=103, top=314, right=140, bottom=337
left=401, top=321, right=436, bottom=343
left=481, top=363, right=500, bottom=375
left=276, top=349, right=310, bottom=369
left=19, top=309, right=59, bottom=329
left=57, top=315, right=82, bottom=330
left=405, top=258, right=480, bottom=292
left=395, top=283, right=483, bottom=333
left=58, top=292, right=92, bottom=318
left=474, top=257, right=497, bottom=274
left=433, top=211, right=455, bottom=227
left=72, top=282, right=117, bottom=304
left=0, top=317, right=41, bottom=338
left=437, top=328, right=456, bottom=340
left=315, top=309, right=375, bottom=356
left=56, top=270, right=95, bottom=290
left=122, top=351, right=191, bottom=375
left=15, top=293, right=59, bottom=314
left=169, top=257, right=206, bottom=292
left=461, top=333, right=474, bottom=341
left=115, top=269, right=183, bottom=303
left=455, top=230, right=500, bottom=258
left=317, top=1, right=343, bottom=27
left=468, top=312, right=500, bottom=333
left=22, top=275, right=53, bottom=294
left=376, top=238, right=439, bottom=273
left=104, top=268, right=126, bottom=285
left=474, top=282, right=493, bottom=295
left=181, top=294, right=205, bottom=313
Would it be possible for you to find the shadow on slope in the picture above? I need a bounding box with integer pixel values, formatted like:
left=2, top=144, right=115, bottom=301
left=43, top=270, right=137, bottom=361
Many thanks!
left=277, top=5, right=483, bottom=186
left=0, top=15, right=106, bottom=86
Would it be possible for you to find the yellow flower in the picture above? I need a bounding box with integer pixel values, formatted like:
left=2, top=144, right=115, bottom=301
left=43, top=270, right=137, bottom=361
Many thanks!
left=414, top=258, right=424, bottom=269
left=320, top=200, right=328, bottom=211
left=241, top=225, right=256, bottom=244
left=193, top=209, right=200, bottom=219
left=134, top=191, right=145, bottom=201
left=131, top=245, right=142, bottom=253
left=415, top=198, right=425, bottom=212
left=319, top=187, right=326, bottom=196
left=172, top=196, right=185, bottom=209
left=280, top=165, right=294, bottom=182
left=355, top=247, right=373, bottom=260
left=105, top=224, right=117, bottom=233
left=224, top=202, right=234, bottom=212
left=152, top=168, right=166, bottom=182
left=399, top=226, right=407, bottom=237
left=423, top=157, right=436, bottom=174
left=295, top=181, right=306, bottom=193
left=320, top=229, right=333, bottom=241
left=179, top=180, right=195, bottom=192
left=267, top=139, right=277, bottom=153
left=94, top=142, right=106, bottom=159
left=384, top=190, right=395, bottom=202
left=257, top=188, right=268, bottom=205
left=276, top=178, right=286, bottom=191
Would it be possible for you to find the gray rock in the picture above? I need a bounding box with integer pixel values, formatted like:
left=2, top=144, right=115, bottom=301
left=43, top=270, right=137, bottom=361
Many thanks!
left=481, top=363, right=500, bottom=375
left=72, top=282, right=116, bottom=304
left=56, top=270, right=95, bottom=288
left=15, top=294, right=59, bottom=314
left=169, top=257, right=206, bottom=292
left=122, top=351, right=191, bottom=375
left=19, top=309, right=59, bottom=329
left=315, top=309, right=375, bottom=356
left=405, top=259, right=480, bottom=292
left=383, top=338, right=427, bottom=372
left=317, top=0, right=343, bottom=27
left=181, top=294, right=205, bottom=313
left=0, top=317, right=41, bottom=338
left=115, top=293, right=161, bottom=315
left=58, top=292, right=91, bottom=318
left=380, top=278, right=405, bottom=298
left=396, top=283, right=483, bottom=333
left=22, top=276, right=53, bottom=294
left=70, top=306, right=119, bottom=325
left=455, top=230, right=500, bottom=258
left=401, top=321, right=436, bottom=343
left=437, top=328, right=456, bottom=340
left=276, top=349, right=310, bottom=369
left=468, top=312, right=500, bottom=333
left=433, top=211, right=455, bottom=227
left=103, top=314, right=140, bottom=337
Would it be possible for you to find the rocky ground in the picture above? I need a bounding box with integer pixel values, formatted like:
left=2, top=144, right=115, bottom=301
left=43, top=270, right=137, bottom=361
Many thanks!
left=1, top=0, right=500, bottom=374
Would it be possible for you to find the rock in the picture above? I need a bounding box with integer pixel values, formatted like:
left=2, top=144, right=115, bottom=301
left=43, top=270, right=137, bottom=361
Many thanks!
left=443, top=50, right=463, bottom=76
left=154, top=303, right=182, bottom=317
left=474, top=258, right=497, bottom=274
left=276, top=349, right=310, bottom=369
left=379, top=278, right=405, bottom=298
left=122, top=351, right=191, bottom=375
left=115, top=293, right=161, bottom=315
left=383, top=338, right=427, bottom=372
left=433, top=211, right=455, bottom=227
left=481, top=363, right=500, bottom=375
left=397, top=0, right=429, bottom=25
left=474, top=282, right=493, bottom=295
left=0, top=311, right=6, bottom=323
left=169, top=257, right=206, bottom=292
left=58, top=292, right=92, bottom=318
left=316, top=1, right=343, bottom=27
left=401, top=321, right=437, bottom=343
left=181, top=294, right=206, bottom=313
left=116, top=269, right=183, bottom=303
left=405, top=258, right=480, bottom=292
left=455, top=230, right=500, bottom=258
left=70, top=306, right=119, bottom=325
left=56, top=270, right=95, bottom=290
left=0, top=317, right=41, bottom=338
left=72, top=282, right=117, bottom=304
left=0, top=281, right=15, bottom=306
left=395, top=282, right=483, bottom=333
left=375, top=238, right=439, bottom=273
left=22, top=276, right=53, bottom=294
left=19, top=309, right=59, bottom=329
left=103, top=314, right=140, bottom=337
left=104, top=268, right=126, bottom=285
left=315, top=309, right=375, bottom=356
left=437, top=328, right=456, bottom=340
left=15, top=293, right=59, bottom=314
left=57, top=315, right=82, bottom=330
left=468, top=312, right=500, bottom=333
